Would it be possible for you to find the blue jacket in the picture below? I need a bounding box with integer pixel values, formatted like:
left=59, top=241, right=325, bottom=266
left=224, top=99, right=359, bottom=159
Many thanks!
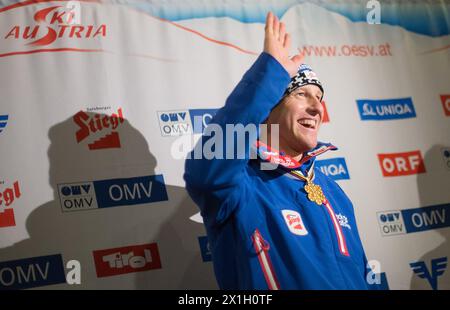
left=184, top=52, right=370, bottom=290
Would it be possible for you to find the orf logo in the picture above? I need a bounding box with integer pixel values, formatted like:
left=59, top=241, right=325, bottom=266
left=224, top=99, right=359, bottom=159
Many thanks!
left=4, top=4, right=106, bottom=47
left=281, top=210, right=308, bottom=236
left=441, top=95, right=450, bottom=116
left=93, top=243, right=162, bottom=278
left=378, top=150, right=426, bottom=177
left=0, top=181, right=21, bottom=228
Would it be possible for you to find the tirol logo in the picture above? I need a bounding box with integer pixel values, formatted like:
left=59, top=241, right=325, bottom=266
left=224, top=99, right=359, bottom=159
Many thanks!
left=0, top=115, right=8, bottom=133
left=410, top=257, right=447, bottom=290
left=198, top=236, right=212, bottom=262
left=0, top=181, right=21, bottom=228
left=377, top=203, right=449, bottom=236
left=93, top=243, right=162, bottom=278
left=4, top=4, right=106, bottom=47
left=442, top=147, right=450, bottom=170
left=157, top=109, right=218, bottom=136
left=0, top=254, right=66, bottom=290
left=441, top=95, right=450, bottom=116
left=315, top=157, right=350, bottom=180
left=378, top=150, right=425, bottom=177
left=356, top=97, right=416, bottom=120
left=73, top=108, right=124, bottom=150
left=57, top=175, right=168, bottom=212
left=281, top=210, right=308, bottom=236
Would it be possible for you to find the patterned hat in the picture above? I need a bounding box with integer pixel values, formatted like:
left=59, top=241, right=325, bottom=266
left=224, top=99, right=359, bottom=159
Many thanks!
left=283, top=64, right=324, bottom=100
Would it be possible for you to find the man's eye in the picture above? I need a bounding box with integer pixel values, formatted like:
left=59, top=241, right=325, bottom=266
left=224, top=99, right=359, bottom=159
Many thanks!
left=296, top=92, right=305, bottom=97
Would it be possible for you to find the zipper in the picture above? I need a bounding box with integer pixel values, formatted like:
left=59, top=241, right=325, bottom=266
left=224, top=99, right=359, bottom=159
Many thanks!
left=323, top=199, right=350, bottom=257
left=252, top=229, right=280, bottom=290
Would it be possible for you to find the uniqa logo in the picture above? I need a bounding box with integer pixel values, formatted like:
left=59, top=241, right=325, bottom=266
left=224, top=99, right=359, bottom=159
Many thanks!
left=362, top=102, right=413, bottom=116
left=357, top=98, right=416, bottom=121
left=4, top=5, right=106, bottom=46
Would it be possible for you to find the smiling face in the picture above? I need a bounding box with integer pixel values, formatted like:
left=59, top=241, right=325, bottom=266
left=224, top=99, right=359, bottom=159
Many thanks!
left=266, top=84, right=324, bottom=157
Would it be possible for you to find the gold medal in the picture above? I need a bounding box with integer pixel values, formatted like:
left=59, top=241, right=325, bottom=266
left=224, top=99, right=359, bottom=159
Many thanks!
left=304, top=180, right=326, bottom=205
left=290, top=165, right=326, bottom=206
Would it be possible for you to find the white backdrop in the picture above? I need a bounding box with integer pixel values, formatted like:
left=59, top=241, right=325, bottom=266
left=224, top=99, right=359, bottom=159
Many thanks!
left=0, top=0, right=449, bottom=290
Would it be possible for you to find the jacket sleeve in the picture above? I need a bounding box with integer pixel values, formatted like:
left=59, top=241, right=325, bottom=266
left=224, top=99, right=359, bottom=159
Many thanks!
left=184, top=52, right=290, bottom=226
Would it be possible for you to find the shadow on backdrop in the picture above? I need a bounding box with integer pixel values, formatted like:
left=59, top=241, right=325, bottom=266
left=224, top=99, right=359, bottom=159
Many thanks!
left=409, top=145, right=450, bottom=290
left=0, top=112, right=217, bottom=289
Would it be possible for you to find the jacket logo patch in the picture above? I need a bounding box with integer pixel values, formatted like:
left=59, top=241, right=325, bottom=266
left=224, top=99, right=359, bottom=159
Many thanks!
left=282, top=210, right=308, bottom=236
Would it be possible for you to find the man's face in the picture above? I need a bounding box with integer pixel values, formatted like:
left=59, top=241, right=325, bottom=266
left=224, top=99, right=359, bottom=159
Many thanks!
left=267, top=84, right=324, bottom=154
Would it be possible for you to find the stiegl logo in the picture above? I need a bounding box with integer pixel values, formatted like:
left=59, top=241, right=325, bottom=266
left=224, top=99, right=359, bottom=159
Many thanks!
left=0, top=181, right=21, bottom=228
left=73, top=108, right=124, bottom=150
left=4, top=4, right=106, bottom=47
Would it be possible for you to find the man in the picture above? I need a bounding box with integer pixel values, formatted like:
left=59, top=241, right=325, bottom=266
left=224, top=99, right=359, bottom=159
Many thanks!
left=184, top=12, right=370, bottom=289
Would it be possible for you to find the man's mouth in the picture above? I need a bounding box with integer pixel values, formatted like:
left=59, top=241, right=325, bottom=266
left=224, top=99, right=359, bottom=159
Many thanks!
left=298, top=118, right=317, bottom=130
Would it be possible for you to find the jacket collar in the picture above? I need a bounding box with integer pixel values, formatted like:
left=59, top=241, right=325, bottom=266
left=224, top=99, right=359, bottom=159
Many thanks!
left=254, top=140, right=337, bottom=173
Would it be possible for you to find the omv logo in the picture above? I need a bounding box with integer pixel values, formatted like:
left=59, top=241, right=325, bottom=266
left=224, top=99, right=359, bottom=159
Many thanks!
left=158, top=109, right=218, bottom=136
left=0, top=115, right=9, bottom=134
left=0, top=254, right=66, bottom=290
left=410, top=257, right=447, bottom=290
left=356, top=97, right=416, bottom=121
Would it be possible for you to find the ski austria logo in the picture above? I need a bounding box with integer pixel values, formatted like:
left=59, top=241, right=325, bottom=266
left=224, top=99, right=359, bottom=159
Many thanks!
left=410, top=257, right=447, bottom=290
left=3, top=3, right=106, bottom=47
left=0, top=181, right=21, bottom=228
left=0, top=115, right=8, bottom=134
left=281, top=210, right=308, bottom=236
left=336, top=213, right=351, bottom=230
left=93, top=243, right=162, bottom=278
left=73, top=108, right=124, bottom=150
left=198, top=236, right=212, bottom=262
left=441, top=95, right=450, bottom=116
left=377, top=203, right=449, bottom=236
left=57, top=175, right=168, bottom=212
left=157, top=109, right=218, bottom=136
left=378, top=150, right=425, bottom=177
left=356, top=97, right=416, bottom=121
left=0, top=254, right=66, bottom=290
left=315, top=157, right=350, bottom=180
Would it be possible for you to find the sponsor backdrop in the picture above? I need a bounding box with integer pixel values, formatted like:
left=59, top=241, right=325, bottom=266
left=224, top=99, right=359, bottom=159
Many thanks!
left=0, top=0, right=449, bottom=290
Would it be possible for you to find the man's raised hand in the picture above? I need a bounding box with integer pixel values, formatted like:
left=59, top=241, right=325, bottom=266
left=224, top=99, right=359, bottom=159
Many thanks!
left=263, top=12, right=304, bottom=78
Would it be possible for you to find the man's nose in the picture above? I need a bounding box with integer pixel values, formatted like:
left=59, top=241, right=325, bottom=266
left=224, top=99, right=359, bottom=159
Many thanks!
left=307, top=97, right=323, bottom=114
